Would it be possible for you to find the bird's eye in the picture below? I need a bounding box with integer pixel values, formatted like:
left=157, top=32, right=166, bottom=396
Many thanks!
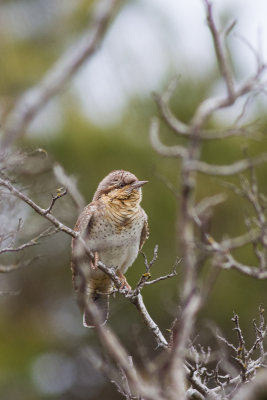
left=118, top=182, right=124, bottom=188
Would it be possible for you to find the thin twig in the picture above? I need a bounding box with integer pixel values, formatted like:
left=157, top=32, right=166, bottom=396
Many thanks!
left=0, top=177, right=77, bottom=237
left=53, top=163, right=85, bottom=212
left=44, top=187, right=68, bottom=214
left=204, top=0, right=235, bottom=99
left=0, top=227, right=57, bottom=255
left=0, top=256, right=39, bottom=273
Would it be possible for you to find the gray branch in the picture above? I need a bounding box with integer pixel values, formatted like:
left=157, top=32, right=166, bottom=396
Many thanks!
left=0, top=176, right=169, bottom=349
left=0, top=0, right=123, bottom=151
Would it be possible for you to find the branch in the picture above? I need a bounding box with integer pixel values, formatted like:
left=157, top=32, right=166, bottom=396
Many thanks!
left=149, top=118, right=187, bottom=158
left=44, top=187, right=68, bottom=214
left=220, top=229, right=260, bottom=250
left=0, top=177, right=169, bottom=396
left=53, top=163, right=85, bottom=212
left=85, top=348, right=136, bottom=400
left=0, top=177, right=77, bottom=238
left=0, top=176, right=169, bottom=348
left=185, top=363, right=217, bottom=400
left=130, top=294, right=168, bottom=349
left=0, top=227, right=57, bottom=255
left=199, top=229, right=267, bottom=279
left=0, top=0, right=123, bottom=151
left=233, top=370, right=267, bottom=400
left=72, top=243, right=163, bottom=400
left=154, top=80, right=254, bottom=140
left=218, top=252, right=267, bottom=279
left=0, top=256, right=39, bottom=273
left=191, top=67, right=265, bottom=130
left=144, top=269, right=178, bottom=286
left=89, top=259, right=169, bottom=349
left=153, top=80, right=189, bottom=136
left=138, top=253, right=180, bottom=289
left=204, top=0, right=235, bottom=99
left=190, top=153, right=267, bottom=175
left=85, top=302, right=161, bottom=399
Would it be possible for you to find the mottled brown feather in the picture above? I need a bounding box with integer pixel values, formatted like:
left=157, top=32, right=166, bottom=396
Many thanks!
left=139, top=217, right=149, bottom=251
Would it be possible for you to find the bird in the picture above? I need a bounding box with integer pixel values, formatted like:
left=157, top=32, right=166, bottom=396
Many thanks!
left=71, top=170, right=149, bottom=327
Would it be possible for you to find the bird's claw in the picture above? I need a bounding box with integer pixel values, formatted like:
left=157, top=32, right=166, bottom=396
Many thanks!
left=90, top=251, right=99, bottom=270
left=116, top=270, right=131, bottom=291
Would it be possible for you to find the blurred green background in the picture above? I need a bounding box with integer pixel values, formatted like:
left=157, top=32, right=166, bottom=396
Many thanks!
left=1, top=0, right=267, bottom=399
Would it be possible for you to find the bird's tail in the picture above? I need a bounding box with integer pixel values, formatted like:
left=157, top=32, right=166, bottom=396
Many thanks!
left=83, top=274, right=113, bottom=328
left=83, top=290, right=110, bottom=328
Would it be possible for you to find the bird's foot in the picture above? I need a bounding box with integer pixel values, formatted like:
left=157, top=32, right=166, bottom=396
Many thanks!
left=116, top=270, right=131, bottom=291
left=90, top=251, right=99, bottom=270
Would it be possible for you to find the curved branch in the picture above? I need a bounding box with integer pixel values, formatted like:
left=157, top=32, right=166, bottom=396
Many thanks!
left=150, top=118, right=187, bottom=158
left=155, top=86, right=253, bottom=140
left=219, top=252, right=267, bottom=279
left=204, top=0, right=235, bottom=99
left=190, top=153, right=267, bottom=175
left=0, top=0, right=123, bottom=151
left=153, top=89, right=189, bottom=136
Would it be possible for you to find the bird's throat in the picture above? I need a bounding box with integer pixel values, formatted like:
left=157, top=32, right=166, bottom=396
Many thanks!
left=102, top=194, right=140, bottom=231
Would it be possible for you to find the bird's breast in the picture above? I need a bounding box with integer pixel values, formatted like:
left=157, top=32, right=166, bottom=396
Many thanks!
left=87, top=205, right=145, bottom=271
left=88, top=209, right=143, bottom=248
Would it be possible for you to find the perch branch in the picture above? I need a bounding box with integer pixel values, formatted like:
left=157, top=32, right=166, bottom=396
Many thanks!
left=0, top=176, right=169, bottom=348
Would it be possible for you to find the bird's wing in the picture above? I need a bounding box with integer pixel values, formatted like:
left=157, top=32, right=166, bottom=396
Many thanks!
left=139, top=210, right=149, bottom=251
left=71, top=202, right=96, bottom=291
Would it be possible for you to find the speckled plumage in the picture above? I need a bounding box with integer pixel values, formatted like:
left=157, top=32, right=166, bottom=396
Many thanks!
left=71, top=170, right=149, bottom=327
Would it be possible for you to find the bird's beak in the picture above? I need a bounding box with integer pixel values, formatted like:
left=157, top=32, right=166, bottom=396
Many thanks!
left=131, top=180, right=149, bottom=189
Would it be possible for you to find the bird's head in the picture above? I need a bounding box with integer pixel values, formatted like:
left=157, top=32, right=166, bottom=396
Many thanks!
left=93, top=170, right=148, bottom=205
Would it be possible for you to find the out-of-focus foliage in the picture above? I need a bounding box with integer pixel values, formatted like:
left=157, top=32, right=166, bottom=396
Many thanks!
left=1, top=1, right=267, bottom=399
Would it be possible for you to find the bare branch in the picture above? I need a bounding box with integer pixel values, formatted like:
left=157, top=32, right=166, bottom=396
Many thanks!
left=144, top=269, right=178, bottom=286
left=74, top=245, right=163, bottom=400
left=218, top=252, right=267, bottom=279
left=221, top=230, right=260, bottom=251
left=233, top=370, right=267, bottom=400
left=150, top=118, right=187, bottom=158
left=191, top=63, right=265, bottom=130
left=204, top=0, right=235, bottom=99
left=194, top=193, right=227, bottom=220
left=154, top=79, right=254, bottom=140
left=53, top=163, right=85, bottom=212
left=190, top=153, right=267, bottom=175
left=0, top=0, right=123, bottom=151
left=0, top=256, right=39, bottom=273
left=44, top=188, right=68, bottom=215
left=0, top=177, right=77, bottom=238
left=130, top=294, right=168, bottom=349
left=153, top=79, right=189, bottom=136
left=0, top=227, right=57, bottom=255
left=144, top=257, right=180, bottom=286
left=91, top=259, right=169, bottom=349
left=0, top=176, right=169, bottom=349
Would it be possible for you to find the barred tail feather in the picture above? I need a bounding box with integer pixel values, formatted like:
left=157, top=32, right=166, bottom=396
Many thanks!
left=83, top=291, right=109, bottom=328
